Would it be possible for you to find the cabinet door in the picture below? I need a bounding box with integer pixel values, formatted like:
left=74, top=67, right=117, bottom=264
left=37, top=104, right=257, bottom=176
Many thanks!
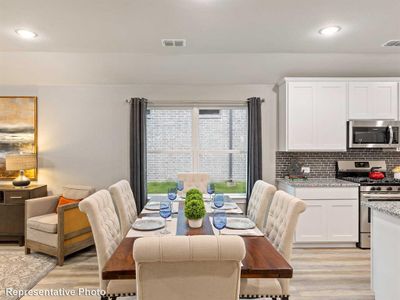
left=315, top=82, right=347, bottom=150
left=295, top=200, right=327, bottom=242
left=349, top=82, right=398, bottom=120
left=327, top=200, right=358, bottom=242
left=288, top=82, right=315, bottom=150
left=371, top=82, right=398, bottom=120
left=348, top=82, right=370, bottom=119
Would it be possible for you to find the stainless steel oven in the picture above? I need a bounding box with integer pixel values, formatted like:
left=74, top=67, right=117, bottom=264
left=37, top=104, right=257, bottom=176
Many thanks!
left=348, top=120, right=400, bottom=148
left=360, top=190, right=400, bottom=248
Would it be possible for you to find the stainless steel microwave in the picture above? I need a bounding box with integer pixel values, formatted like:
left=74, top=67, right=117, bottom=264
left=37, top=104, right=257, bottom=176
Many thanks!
left=348, top=120, right=400, bottom=148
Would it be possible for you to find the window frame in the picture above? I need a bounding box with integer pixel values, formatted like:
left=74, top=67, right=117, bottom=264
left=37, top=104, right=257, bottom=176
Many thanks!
left=146, top=105, right=248, bottom=195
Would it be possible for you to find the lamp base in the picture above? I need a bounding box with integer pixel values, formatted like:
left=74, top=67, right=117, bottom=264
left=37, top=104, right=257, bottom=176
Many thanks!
left=12, top=170, right=31, bottom=187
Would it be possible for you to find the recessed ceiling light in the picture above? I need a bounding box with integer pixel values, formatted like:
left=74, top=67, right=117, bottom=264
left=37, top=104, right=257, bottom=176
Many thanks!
left=15, top=29, right=38, bottom=39
left=319, top=26, right=341, bottom=36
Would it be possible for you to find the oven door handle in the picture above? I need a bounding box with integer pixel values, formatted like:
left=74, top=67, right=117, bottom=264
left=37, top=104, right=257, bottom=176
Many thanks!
left=388, top=125, right=394, bottom=144
left=364, top=193, right=400, bottom=199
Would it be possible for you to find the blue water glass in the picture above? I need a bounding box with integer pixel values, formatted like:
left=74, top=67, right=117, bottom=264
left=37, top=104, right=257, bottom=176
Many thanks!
left=213, top=193, right=224, bottom=209
left=207, top=183, right=215, bottom=200
left=159, top=201, right=172, bottom=234
left=177, top=180, right=184, bottom=192
left=168, top=187, right=177, bottom=201
left=213, top=211, right=227, bottom=235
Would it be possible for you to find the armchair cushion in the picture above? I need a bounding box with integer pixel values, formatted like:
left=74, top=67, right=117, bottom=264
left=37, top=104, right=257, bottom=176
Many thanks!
left=56, top=196, right=80, bottom=211
left=27, top=213, right=58, bottom=233
left=63, top=185, right=95, bottom=200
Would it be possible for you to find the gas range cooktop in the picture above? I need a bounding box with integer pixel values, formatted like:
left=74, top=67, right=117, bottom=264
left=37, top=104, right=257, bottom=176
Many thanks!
left=339, top=177, right=400, bottom=186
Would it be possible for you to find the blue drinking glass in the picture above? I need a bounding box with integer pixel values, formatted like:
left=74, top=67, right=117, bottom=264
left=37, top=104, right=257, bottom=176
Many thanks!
left=159, top=201, right=172, bottom=234
left=168, top=187, right=177, bottom=201
left=213, top=193, right=224, bottom=209
left=207, top=183, right=215, bottom=201
left=177, top=180, right=184, bottom=192
left=213, top=211, right=227, bottom=235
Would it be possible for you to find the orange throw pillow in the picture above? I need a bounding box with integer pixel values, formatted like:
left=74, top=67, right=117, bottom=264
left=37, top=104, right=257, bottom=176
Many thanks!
left=56, top=196, right=80, bottom=212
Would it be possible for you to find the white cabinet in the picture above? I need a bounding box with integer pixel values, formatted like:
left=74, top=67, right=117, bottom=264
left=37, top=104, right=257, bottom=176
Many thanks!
left=348, top=82, right=398, bottom=120
left=280, top=81, right=347, bottom=151
left=278, top=183, right=359, bottom=247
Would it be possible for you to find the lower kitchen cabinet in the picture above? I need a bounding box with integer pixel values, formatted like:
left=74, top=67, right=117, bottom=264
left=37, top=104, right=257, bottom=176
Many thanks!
left=278, top=183, right=359, bottom=247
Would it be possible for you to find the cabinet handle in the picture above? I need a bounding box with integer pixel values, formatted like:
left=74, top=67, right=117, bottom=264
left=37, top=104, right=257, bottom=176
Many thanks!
left=10, top=196, right=23, bottom=199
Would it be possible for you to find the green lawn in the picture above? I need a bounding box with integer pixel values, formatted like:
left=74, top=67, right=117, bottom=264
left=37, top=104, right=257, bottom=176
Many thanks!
left=147, top=181, right=246, bottom=194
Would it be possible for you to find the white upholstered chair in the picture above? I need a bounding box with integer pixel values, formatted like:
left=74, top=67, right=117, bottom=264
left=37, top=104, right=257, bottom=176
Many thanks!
left=177, top=172, right=210, bottom=194
left=134, top=235, right=246, bottom=300
left=240, top=190, right=306, bottom=300
left=109, top=180, right=138, bottom=236
left=246, top=180, right=277, bottom=229
left=79, top=190, right=135, bottom=300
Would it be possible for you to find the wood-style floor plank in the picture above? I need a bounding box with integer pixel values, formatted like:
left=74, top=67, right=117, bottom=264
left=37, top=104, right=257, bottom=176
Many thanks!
left=5, top=246, right=373, bottom=300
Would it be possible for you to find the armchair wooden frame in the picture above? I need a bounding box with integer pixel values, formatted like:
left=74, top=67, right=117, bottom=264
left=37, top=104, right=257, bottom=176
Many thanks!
left=25, top=196, right=94, bottom=266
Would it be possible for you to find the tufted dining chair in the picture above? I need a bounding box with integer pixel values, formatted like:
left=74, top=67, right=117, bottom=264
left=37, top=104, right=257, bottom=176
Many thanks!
left=109, top=180, right=138, bottom=236
left=240, top=190, right=306, bottom=300
left=79, top=190, right=135, bottom=300
left=177, top=172, right=210, bottom=194
left=134, top=235, right=246, bottom=300
left=246, top=180, right=277, bottom=229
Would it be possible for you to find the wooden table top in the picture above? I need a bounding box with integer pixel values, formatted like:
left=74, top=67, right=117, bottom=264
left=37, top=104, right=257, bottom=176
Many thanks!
left=102, top=202, right=293, bottom=280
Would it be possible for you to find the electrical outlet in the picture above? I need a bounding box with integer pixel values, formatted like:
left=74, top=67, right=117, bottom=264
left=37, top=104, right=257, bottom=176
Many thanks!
left=301, top=166, right=311, bottom=174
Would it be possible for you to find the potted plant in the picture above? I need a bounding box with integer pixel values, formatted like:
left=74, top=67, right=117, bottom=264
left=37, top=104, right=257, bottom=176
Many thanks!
left=185, top=199, right=206, bottom=228
left=186, top=188, right=202, bottom=199
left=185, top=193, right=203, bottom=204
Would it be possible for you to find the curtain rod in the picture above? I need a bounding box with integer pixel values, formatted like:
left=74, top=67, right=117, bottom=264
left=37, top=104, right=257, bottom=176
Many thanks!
left=125, top=98, right=265, bottom=104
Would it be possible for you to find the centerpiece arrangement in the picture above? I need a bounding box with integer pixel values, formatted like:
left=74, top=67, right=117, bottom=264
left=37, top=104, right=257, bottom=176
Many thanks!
left=184, top=188, right=206, bottom=228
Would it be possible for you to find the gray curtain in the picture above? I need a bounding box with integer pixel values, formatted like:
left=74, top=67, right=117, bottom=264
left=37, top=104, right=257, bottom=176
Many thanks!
left=130, top=98, right=148, bottom=212
left=246, top=97, right=263, bottom=207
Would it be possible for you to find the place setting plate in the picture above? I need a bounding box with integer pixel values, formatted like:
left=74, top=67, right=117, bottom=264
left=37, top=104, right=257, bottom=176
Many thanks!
left=226, top=218, right=256, bottom=230
left=144, top=202, right=160, bottom=211
left=132, top=218, right=165, bottom=231
left=211, top=202, right=237, bottom=210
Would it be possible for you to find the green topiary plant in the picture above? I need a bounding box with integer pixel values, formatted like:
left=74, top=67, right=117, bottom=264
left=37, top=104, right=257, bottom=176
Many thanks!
left=185, top=199, right=206, bottom=220
left=186, top=188, right=202, bottom=199
left=185, top=193, right=203, bottom=204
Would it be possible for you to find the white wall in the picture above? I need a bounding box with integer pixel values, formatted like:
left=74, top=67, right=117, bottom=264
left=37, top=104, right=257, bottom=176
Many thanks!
left=0, top=84, right=277, bottom=194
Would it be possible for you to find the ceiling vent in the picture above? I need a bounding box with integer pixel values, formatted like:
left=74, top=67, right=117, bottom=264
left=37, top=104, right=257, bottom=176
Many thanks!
left=161, top=39, right=186, bottom=47
left=382, top=40, right=400, bottom=47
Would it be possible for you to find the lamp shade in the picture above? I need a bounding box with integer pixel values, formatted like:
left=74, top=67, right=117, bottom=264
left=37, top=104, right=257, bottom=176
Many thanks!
left=5, top=154, right=37, bottom=171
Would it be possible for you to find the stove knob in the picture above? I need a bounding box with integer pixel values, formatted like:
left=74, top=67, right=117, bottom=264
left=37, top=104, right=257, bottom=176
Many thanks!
left=376, top=187, right=381, bottom=191
left=370, top=187, right=376, bottom=191
left=387, top=187, right=393, bottom=191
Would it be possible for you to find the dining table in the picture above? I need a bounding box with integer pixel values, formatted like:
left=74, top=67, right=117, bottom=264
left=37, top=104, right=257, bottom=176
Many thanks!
left=102, top=196, right=293, bottom=280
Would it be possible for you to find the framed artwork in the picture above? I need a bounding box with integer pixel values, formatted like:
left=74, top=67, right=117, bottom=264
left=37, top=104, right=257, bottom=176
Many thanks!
left=0, top=96, right=38, bottom=180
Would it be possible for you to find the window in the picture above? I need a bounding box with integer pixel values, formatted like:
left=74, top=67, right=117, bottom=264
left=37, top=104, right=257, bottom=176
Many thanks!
left=147, top=106, right=247, bottom=194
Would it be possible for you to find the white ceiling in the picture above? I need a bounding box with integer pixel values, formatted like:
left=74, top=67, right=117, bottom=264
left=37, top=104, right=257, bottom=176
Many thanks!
left=0, top=0, right=399, bottom=84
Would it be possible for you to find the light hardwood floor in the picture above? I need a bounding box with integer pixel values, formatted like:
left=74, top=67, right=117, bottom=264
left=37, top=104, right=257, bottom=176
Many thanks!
left=15, top=246, right=374, bottom=300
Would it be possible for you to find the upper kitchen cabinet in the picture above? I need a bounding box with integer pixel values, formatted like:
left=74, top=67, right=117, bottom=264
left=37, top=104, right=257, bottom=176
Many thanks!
left=279, top=80, right=347, bottom=151
left=348, top=82, right=398, bottom=120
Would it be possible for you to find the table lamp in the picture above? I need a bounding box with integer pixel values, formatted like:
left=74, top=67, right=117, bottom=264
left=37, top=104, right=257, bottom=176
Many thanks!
left=5, top=153, right=37, bottom=187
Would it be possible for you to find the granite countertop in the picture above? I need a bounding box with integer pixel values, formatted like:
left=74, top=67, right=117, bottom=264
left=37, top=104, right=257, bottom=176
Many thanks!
left=361, top=200, right=400, bottom=218
left=276, top=178, right=360, bottom=187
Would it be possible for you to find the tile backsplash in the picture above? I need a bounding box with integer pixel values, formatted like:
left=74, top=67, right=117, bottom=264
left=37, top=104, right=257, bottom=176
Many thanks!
left=276, top=149, right=400, bottom=178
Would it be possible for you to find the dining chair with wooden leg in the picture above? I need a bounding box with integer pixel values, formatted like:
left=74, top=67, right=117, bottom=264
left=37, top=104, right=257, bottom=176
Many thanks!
left=79, top=190, right=136, bottom=300
left=246, top=180, right=277, bottom=229
left=240, top=190, right=306, bottom=300
left=134, top=235, right=246, bottom=300
left=177, top=172, right=210, bottom=194
left=109, top=180, right=138, bottom=236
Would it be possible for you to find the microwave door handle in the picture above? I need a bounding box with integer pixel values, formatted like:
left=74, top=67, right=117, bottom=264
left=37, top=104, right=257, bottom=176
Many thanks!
left=389, top=126, right=394, bottom=144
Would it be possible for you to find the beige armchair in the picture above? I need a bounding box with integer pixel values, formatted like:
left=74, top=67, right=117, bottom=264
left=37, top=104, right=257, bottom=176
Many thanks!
left=177, top=172, right=210, bottom=194
left=25, top=185, right=95, bottom=266
left=240, top=190, right=306, bottom=300
left=134, top=235, right=246, bottom=300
